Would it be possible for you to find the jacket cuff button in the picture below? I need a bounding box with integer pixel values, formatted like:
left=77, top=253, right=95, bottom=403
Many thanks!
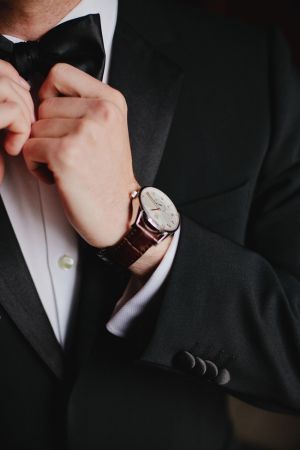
left=173, top=351, right=196, bottom=371
left=215, top=368, right=231, bottom=386
left=204, top=360, right=219, bottom=379
left=194, top=357, right=207, bottom=376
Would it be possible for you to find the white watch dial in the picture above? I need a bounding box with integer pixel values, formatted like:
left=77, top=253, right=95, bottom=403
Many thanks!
left=140, top=187, right=180, bottom=233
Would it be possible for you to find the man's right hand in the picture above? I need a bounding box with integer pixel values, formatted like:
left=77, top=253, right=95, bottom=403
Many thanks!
left=0, top=60, right=35, bottom=182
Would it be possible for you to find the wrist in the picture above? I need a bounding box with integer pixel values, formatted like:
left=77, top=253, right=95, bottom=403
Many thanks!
left=96, top=187, right=180, bottom=271
left=95, top=185, right=140, bottom=248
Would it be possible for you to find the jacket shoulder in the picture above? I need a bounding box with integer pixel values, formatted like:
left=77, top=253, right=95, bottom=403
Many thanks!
left=119, top=0, right=269, bottom=58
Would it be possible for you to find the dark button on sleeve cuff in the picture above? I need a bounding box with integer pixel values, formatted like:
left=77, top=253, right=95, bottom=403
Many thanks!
left=205, top=360, right=219, bottom=379
left=173, top=351, right=196, bottom=371
left=194, top=357, right=207, bottom=376
left=215, top=368, right=231, bottom=386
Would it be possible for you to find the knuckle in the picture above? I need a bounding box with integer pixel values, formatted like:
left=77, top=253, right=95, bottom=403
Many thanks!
left=49, top=63, right=66, bottom=78
left=92, top=99, right=106, bottom=115
left=94, top=100, right=118, bottom=122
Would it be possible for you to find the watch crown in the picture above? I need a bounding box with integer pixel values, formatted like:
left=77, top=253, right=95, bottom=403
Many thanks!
left=130, top=190, right=139, bottom=199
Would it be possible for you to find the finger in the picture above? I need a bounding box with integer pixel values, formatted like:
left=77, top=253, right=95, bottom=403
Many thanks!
left=31, top=118, right=78, bottom=138
left=23, top=137, right=59, bottom=184
left=23, top=137, right=54, bottom=162
left=0, top=60, right=34, bottom=121
left=38, top=97, right=89, bottom=120
left=38, top=97, right=121, bottom=122
left=0, top=59, right=31, bottom=90
left=23, top=137, right=60, bottom=170
left=0, top=77, right=35, bottom=123
left=0, top=102, right=31, bottom=154
left=38, top=96, right=110, bottom=120
left=9, top=80, right=35, bottom=123
left=39, top=63, right=121, bottom=104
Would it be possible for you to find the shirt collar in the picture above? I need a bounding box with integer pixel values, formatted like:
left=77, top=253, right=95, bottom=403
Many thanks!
left=57, top=0, right=118, bottom=60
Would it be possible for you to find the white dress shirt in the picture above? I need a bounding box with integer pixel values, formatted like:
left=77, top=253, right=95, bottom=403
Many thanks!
left=0, top=0, right=180, bottom=346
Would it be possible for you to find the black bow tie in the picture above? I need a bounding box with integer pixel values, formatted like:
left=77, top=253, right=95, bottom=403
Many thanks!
left=0, top=14, right=106, bottom=81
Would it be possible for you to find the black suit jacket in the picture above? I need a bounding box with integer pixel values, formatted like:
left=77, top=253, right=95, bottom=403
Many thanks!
left=1, top=1, right=300, bottom=449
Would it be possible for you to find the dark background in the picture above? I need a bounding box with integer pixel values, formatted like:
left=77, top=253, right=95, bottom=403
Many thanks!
left=183, top=2, right=300, bottom=450
left=190, top=0, right=300, bottom=66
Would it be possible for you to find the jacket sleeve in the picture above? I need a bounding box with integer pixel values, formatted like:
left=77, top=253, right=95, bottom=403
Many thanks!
left=138, top=29, right=300, bottom=415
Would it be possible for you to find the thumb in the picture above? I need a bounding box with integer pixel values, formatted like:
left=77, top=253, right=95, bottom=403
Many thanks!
left=39, top=63, right=108, bottom=100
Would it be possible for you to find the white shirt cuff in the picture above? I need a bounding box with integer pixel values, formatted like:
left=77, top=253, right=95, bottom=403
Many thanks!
left=106, top=227, right=181, bottom=337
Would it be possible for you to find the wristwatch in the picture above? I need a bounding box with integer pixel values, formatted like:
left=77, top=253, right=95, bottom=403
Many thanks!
left=97, top=187, right=180, bottom=268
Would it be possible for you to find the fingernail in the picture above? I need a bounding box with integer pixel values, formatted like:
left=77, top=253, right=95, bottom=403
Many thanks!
left=19, top=76, right=31, bottom=90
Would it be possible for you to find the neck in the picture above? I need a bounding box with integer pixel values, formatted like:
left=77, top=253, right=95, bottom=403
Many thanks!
left=0, top=0, right=81, bottom=40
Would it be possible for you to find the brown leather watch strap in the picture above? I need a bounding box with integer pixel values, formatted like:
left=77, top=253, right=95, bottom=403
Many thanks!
left=97, top=223, right=160, bottom=268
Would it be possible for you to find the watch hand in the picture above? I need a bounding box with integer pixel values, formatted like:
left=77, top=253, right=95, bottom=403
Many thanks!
left=147, top=192, right=161, bottom=209
left=151, top=208, right=161, bottom=211
left=147, top=192, right=159, bottom=207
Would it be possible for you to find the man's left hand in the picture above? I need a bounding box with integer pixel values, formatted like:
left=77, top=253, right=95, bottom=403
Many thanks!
left=23, top=63, right=172, bottom=277
left=24, top=63, right=139, bottom=249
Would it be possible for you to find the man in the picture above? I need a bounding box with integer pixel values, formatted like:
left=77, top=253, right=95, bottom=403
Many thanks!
left=0, top=0, right=299, bottom=449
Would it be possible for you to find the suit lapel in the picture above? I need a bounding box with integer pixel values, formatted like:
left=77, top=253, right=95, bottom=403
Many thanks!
left=109, top=14, right=184, bottom=186
left=0, top=198, right=63, bottom=378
